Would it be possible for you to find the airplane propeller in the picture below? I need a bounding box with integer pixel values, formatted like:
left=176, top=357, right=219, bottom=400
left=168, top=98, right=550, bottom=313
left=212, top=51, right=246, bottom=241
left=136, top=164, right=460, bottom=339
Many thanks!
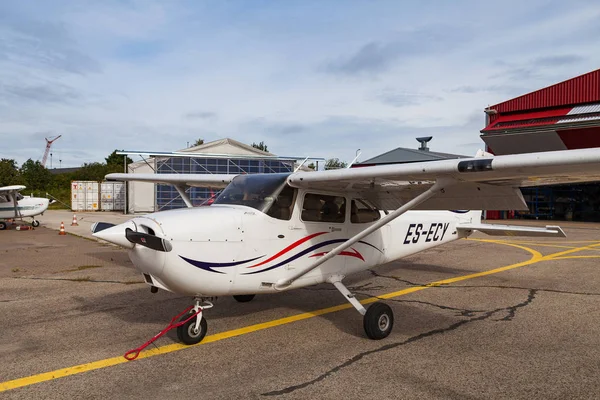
left=125, top=228, right=172, bottom=252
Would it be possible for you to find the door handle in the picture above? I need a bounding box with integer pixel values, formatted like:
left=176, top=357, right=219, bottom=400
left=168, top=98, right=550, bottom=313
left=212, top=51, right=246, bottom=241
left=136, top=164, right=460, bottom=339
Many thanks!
left=329, top=226, right=342, bottom=232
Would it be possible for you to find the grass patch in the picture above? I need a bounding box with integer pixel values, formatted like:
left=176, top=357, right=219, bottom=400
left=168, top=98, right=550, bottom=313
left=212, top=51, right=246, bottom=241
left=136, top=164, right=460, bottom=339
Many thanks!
left=11, top=268, right=20, bottom=273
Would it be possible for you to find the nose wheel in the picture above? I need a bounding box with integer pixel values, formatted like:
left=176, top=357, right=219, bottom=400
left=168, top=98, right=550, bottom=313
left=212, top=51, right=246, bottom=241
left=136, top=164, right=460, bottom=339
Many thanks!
left=32, top=219, right=40, bottom=227
left=176, top=298, right=213, bottom=345
left=177, top=315, right=208, bottom=345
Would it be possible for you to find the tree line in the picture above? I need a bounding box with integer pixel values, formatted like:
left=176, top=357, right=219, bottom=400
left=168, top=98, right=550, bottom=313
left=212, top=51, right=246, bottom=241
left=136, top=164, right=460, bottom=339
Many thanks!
left=0, top=150, right=132, bottom=208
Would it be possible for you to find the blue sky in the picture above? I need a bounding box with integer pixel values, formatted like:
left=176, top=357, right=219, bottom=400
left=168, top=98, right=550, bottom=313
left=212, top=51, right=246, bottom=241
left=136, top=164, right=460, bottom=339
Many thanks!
left=1, top=0, right=600, bottom=168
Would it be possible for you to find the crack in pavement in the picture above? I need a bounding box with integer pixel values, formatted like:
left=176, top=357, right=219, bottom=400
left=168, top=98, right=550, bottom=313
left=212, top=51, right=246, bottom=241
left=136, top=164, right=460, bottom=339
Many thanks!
left=262, top=290, right=537, bottom=396
left=369, top=270, right=600, bottom=296
left=369, top=269, right=423, bottom=286
left=354, top=293, right=487, bottom=317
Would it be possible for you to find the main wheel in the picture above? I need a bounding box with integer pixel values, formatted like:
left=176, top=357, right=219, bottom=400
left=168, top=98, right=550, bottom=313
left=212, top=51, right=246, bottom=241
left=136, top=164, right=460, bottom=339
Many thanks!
left=233, top=294, right=255, bottom=303
left=32, top=220, right=40, bottom=227
left=177, top=314, right=208, bottom=345
left=0, top=221, right=6, bottom=230
left=363, top=302, right=394, bottom=340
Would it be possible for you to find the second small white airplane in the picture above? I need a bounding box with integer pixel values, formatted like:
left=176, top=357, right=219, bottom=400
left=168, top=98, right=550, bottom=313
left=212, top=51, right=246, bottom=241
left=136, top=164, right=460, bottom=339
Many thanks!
left=93, top=148, right=600, bottom=346
left=0, top=185, right=50, bottom=230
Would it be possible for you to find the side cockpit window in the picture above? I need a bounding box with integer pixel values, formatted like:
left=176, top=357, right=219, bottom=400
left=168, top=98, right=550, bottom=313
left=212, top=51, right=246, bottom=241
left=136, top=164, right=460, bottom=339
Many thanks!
left=266, top=184, right=297, bottom=221
left=0, top=195, right=7, bottom=203
left=301, top=193, right=346, bottom=223
left=351, top=199, right=380, bottom=223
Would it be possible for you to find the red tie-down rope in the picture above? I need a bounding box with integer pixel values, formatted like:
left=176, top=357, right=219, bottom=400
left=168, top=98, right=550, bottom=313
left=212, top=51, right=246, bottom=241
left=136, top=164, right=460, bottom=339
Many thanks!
left=124, top=305, right=202, bottom=361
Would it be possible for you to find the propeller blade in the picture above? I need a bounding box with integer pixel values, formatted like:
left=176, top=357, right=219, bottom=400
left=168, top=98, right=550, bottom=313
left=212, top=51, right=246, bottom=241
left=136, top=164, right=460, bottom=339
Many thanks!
left=91, top=222, right=115, bottom=234
left=125, top=228, right=172, bottom=252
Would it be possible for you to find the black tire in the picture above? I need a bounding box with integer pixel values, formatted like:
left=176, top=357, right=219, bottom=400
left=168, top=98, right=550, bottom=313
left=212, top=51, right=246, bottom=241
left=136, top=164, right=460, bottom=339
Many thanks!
left=233, top=294, right=255, bottom=303
left=363, top=302, right=394, bottom=340
left=0, top=221, right=6, bottom=230
left=32, top=220, right=40, bottom=227
left=176, top=314, right=208, bottom=345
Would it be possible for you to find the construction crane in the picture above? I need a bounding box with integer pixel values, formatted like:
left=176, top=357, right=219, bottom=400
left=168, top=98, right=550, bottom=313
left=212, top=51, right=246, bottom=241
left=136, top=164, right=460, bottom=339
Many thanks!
left=41, top=135, right=62, bottom=167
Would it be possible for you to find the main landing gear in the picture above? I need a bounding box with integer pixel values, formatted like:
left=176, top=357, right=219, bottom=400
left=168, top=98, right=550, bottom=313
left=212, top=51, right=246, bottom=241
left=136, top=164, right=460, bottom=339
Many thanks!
left=328, top=276, right=394, bottom=340
left=176, top=298, right=213, bottom=345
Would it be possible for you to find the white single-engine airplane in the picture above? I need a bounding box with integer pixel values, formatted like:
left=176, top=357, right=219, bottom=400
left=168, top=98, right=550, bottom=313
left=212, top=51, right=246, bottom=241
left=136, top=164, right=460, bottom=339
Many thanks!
left=0, top=185, right=51, bottom=230
left=93, top=148, right=600, bottom=345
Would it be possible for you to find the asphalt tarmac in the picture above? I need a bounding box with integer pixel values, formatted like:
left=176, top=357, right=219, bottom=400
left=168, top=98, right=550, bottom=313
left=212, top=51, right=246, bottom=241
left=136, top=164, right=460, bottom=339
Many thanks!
left=1, top=213, right=599, bottom=399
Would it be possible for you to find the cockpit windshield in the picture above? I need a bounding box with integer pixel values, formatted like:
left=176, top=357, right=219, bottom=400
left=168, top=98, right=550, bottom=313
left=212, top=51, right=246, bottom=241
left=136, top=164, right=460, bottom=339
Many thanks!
left=213, top=173, right=291, bottom=213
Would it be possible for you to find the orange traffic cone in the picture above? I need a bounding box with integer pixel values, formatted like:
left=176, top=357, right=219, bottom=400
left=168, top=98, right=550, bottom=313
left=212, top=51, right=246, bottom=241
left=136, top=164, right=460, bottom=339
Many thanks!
left=59, top=222, right=67, bottom=235
left=71, top=214, right=79, bottom=226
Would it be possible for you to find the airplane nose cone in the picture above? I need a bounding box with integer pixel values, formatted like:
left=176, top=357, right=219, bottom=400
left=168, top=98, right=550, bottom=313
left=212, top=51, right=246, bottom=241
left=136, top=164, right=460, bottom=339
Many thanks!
left=92, top=220, right=136, bottom=249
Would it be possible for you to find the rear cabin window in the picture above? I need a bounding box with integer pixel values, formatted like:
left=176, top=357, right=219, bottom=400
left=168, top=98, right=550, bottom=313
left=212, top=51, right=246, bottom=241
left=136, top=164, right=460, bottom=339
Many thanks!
left=0, top=195, right=7, bottom=202
left=301, top=193, right=346, bottom=223
left=351, top=199, right=381, bottom=223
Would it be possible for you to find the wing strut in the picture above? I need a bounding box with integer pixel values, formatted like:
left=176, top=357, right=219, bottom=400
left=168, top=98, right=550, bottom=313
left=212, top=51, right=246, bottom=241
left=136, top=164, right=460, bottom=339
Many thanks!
left=274, top=180, right=448, bottom=290
left=11, top=192, right=21, bottom=219
left=174, top=185, right=193, bottom=208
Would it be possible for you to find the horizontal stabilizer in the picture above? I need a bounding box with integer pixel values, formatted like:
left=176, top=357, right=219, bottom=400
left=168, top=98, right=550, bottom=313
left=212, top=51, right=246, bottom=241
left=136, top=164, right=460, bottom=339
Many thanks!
left=456, top=223, right=566, bottom=238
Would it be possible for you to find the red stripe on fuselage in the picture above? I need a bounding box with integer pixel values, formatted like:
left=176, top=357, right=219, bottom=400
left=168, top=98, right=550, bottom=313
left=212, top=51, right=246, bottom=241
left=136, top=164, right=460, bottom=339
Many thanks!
left=309, top=247, right=365, bottom=262
left=247, top=231, right=328, bottom=268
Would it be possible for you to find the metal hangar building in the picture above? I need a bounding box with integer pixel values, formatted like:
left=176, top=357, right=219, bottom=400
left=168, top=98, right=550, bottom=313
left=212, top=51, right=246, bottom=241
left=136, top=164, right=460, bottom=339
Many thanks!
left=124, top=138, right=319, bottom=213
left=481, top=68, right=600, bottom=220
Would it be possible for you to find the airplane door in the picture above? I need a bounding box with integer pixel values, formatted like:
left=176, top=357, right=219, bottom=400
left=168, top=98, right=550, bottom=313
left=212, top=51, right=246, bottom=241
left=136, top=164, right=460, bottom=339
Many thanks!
left=345, top=198, right=386, bottom=275
left=293, top=192, right=348, bottom=277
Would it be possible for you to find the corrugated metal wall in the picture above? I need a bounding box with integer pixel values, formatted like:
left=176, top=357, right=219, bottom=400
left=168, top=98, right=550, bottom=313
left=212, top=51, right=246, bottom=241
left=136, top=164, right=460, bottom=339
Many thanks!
left=489, top=69, right=600, bottom=124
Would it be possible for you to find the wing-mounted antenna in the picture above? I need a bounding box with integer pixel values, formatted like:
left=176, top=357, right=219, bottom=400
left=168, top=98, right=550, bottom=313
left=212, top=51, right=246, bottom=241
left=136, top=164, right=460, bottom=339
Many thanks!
left=347, top=150, right=362, bottom=168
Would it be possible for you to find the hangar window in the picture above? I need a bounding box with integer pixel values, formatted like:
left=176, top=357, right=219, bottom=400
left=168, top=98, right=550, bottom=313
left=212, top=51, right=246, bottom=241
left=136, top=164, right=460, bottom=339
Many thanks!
left=350, top=199, right=380, bottom=223
left=302, top=193, right=346, bottom=223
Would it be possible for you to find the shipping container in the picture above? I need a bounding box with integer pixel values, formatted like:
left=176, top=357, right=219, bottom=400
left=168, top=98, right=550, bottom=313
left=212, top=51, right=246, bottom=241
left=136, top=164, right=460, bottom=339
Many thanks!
left=100, top=182, right=125, bottom=211
left=71, top=181, right=99, bottom=211
left=71, top=181, right=126, bottom=211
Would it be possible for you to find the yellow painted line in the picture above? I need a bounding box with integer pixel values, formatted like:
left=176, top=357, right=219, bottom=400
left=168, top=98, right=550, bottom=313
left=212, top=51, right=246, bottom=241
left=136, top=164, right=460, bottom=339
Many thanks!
left=1, top=239, right=597, bottom=393
left=486, top=240, right=600, bottom=244
left=550, top=255, right=600, bottom=260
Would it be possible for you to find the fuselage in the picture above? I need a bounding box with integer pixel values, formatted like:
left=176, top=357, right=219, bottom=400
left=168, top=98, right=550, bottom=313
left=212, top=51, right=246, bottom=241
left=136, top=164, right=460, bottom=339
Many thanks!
left=0, top=195, right=50, bottom=220
left=101, top=197, right=480, bottom=297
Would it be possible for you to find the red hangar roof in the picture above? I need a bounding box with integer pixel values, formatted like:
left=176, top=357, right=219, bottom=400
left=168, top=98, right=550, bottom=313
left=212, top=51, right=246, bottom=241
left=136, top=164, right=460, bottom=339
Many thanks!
left=481, top=69, right=600, bottom=155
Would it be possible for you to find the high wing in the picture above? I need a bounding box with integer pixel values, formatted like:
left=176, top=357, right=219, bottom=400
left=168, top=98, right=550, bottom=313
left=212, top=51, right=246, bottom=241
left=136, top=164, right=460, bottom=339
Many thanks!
left=286, top=148, right=600, bottom=211
left=276, top=148, right=600, bottom=288
left=105, top=173, right=234, bottom=188
left=0, top=185, right=26, bottom=194
left=105, top=173, right=235, bottom=208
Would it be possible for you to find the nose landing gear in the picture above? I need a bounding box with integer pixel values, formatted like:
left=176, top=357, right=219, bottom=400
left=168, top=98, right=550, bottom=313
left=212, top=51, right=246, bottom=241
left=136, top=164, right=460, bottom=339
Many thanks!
left=123, top=297, right=215, bottom=360
left=176, top=297, right=214, bottom=345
